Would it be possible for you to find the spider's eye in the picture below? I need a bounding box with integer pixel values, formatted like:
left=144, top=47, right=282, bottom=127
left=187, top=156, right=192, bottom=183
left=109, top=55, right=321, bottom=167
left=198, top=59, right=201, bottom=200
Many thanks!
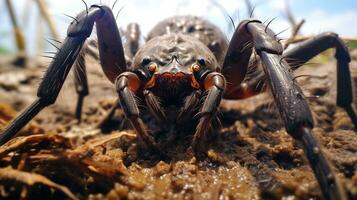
left=187, top=25, right=195, bottom=33
left=142, top=58, right=151, bottom=66
left=191, top=63, right=201, bottom=72
left=148, top=63, right=158, bottom=72
left=197, top=58, right=206, bottom=66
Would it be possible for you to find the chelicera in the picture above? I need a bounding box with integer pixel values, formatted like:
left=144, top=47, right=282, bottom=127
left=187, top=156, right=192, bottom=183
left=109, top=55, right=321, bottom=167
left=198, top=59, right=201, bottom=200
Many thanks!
left=1, top=4, right=355, bottom=200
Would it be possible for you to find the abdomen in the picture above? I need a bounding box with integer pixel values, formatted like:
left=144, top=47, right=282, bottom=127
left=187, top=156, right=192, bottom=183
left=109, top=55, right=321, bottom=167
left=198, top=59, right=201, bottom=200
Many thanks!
left=147, top=16, right=228, bottom=64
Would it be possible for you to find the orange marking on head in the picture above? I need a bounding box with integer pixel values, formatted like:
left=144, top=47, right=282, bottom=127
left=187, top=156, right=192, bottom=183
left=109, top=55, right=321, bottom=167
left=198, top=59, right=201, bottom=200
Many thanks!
left=148, top=63, right=158, bottom=72
left=146, top=72, right=201, bottom=90
left=161, top=73, right=173, bottom=79
left=191, top=64, right=201, bottom=72
left=175, top=73, right=185, bottom=78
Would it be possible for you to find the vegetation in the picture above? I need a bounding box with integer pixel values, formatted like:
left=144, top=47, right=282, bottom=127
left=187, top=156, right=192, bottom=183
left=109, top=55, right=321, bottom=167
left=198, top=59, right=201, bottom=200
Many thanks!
left=348, top=41, right=357, bottom=49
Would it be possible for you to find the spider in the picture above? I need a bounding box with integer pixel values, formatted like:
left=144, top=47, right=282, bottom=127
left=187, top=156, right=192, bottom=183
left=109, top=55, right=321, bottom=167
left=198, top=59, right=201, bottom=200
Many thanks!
left=1, top=4, right=356, bottom=200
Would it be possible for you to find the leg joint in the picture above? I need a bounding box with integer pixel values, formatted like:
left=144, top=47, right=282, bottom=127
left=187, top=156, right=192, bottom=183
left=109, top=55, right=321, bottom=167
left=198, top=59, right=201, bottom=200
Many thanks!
left=115, top=72, right=141, bottom=92
left=246, top=22, right=283, bottom=55
left=317, top=32, right=350, bottom=61
left=203, top=72, right=226, bottom=91
left=322, top=31, right=338, bottom=40
left=67, top=5, right=105, bottom=37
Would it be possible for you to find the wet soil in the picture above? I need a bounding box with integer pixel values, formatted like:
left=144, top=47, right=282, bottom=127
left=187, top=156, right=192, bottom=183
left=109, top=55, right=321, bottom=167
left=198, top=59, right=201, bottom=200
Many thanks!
left=0, top=50, right=356, bottom=199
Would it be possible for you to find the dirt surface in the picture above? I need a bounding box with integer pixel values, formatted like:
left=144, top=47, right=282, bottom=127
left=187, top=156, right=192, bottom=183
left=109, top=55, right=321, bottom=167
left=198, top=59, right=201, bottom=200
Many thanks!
left=0, top=49, right=356, bottom=200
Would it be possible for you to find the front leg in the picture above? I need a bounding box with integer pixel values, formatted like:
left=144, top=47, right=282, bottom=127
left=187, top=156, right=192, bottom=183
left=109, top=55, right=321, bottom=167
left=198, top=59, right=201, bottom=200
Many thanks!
left=0, top=5, right=128, bottom=145
left=245, top=21, right=347, bottom=200
left=192, top=72, right=226, bottom=153
left=115, top=72, right=160, bottom=153
left=0, top=6, right=105, bottom=145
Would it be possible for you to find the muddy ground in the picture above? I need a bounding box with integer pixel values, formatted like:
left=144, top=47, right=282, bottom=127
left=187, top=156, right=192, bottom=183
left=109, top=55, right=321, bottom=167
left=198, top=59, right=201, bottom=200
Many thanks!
left=0, top=49, right=356, bottom=200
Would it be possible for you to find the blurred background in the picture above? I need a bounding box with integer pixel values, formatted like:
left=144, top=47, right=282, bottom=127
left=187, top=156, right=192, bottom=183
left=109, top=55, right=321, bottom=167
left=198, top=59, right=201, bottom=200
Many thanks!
left=0, top=0, right=356, bottom=59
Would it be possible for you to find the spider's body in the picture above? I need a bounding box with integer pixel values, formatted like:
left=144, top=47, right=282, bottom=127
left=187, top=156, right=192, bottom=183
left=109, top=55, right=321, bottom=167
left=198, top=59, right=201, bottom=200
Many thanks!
left=146, top=16, right=228, bottom=64
left=132, top=16, right=224, bottom=108
left=1, top=5, right=356, bottom=200
left=134, top=33, right=216, bottom=106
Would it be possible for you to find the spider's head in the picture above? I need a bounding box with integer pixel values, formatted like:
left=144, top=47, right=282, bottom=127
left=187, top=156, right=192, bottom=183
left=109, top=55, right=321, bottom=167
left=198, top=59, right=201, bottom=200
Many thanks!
left=132, top=34, right=219, bottom=106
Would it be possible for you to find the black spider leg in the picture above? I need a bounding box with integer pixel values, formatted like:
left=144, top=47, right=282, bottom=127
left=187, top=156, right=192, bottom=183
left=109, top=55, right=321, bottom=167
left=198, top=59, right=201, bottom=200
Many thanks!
left=221, top=20, right=256, bottom=99
left=221, top=19, right=270, bottom=100
left=73, top=43, right=89, bottom=123
left=192, top=72, right=226, bottom=154
left=0, top=5, right=127, bottom=145
left=115, top=72, right=164, bottom=156
left=143, top=90, right=166, bottom=123
left=95, top=23, right=143, bottom=128
left=72, top=39, right=102, bottom=122
left=244, top=20, right=347, bottom=200
left=178, top=90, right=201, bottom=123
left=283, top=32, right=357, bottom=129
left=73, top=38, right=122, bottom=123
left=124, top=23, right=141, bottom=60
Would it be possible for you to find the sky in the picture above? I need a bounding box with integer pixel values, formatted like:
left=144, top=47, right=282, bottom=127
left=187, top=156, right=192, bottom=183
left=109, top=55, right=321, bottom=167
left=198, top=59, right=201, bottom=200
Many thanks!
left=0, top=0, right=356, bottom=55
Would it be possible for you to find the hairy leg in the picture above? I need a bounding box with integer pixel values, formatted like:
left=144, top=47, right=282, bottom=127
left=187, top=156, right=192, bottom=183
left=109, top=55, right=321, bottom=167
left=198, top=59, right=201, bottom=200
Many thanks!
left=283, top=32, right=356, bottom=128
left=0, top=5, right=127, bottom=144
left=221, top=19, right=348, bottom=200
left=192, top=72, right=226, bottom=153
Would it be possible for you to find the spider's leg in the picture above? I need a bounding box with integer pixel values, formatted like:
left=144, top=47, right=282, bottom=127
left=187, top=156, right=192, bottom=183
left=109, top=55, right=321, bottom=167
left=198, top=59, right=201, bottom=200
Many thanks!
left=221, top=20, right=259, bottom=99
left=73, top=43, right=89, bottom=123
left=73, top=39, right=104, bottom=122
left=283, top=32, right=356, bottom=128
left=124, top=23, right=141, bottom=60
left=95, top=6, right=127, bottom=84
left=243, top=20, right=347, bottom=200
left=91, top=23, right=141, bottom=127
left=94, top=23, right=142, bottom=126
left=0, top=5, right=127, bottom=145
left=115, top=72, right=163, bottom=155
left=192, top=72, right=226, bottom=153
left=143, top=90, right=166, bottom=123
left=178, top=91, right=201, bottom=123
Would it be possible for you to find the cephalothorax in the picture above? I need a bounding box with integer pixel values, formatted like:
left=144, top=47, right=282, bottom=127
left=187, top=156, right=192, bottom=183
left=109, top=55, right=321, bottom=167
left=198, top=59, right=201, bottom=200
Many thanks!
left=1, top=5, right=356, bottom=200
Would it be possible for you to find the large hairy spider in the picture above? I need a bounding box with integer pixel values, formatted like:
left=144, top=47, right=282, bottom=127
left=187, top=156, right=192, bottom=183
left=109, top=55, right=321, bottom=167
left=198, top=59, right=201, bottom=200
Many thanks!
left=1, top=4, right=355, bottom=200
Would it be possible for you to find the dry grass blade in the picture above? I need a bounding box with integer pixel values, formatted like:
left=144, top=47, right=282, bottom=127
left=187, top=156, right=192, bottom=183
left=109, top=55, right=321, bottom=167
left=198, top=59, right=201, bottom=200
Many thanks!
left=0, top=134, right=71, bottom=159
left=0, top=167, right=79, bottom=200
left=79, top=131, right=136, bottom=149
